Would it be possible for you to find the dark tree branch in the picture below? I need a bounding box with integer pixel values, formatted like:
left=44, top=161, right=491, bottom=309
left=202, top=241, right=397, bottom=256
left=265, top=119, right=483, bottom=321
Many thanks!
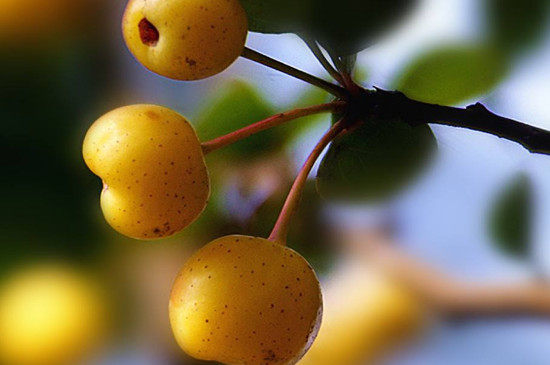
left=241, top=47, right=348, bottom=99
left=365, top=88, right=550, bottom=155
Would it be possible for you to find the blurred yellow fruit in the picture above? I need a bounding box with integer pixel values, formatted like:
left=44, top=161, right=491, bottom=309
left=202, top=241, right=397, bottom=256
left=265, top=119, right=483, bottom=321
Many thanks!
left=0, top=0, right=90, bottom=42
left=122, top=0, right=249, bottom=80
left=297, top=259, right=424, bottom=365
left=83, top=104, right=210, bottom=240
left=0, top=264, right=107, bottom=365
left=169, top=235, right=323, bottom=365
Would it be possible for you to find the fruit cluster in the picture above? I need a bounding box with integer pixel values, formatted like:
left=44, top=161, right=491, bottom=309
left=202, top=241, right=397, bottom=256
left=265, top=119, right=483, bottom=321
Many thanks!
left=82, top=0, right=332, bottom=364
left=83, top=0, right=428, bottom=364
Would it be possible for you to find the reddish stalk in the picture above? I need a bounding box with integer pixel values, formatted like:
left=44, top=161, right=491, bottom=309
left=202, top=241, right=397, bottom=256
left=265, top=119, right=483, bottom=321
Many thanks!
left=268, top=119, right=346, bottom=245
left=341, top=72, right=363, bottom=96
left=201, top=102, right=346, bottom=155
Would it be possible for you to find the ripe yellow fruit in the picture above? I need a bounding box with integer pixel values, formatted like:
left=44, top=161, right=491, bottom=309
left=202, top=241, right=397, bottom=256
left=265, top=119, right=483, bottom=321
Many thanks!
left=0, top=264, right=107, bottom=365
left=297, top=260, right=423, bottom=365
left=169, top=235, right=323, bottom=365
left=122, top=0, right=249, bottom=81
left=83, top=104, right=209, bottom=240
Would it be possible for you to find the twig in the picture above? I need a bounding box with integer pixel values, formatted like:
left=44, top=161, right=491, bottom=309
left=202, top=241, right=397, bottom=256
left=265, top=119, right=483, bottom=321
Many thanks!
left=241, top=47, right=348, bottom=99
left=368, top=89, right=550, bottom=155
left=353, top=232, right=550, bottom=317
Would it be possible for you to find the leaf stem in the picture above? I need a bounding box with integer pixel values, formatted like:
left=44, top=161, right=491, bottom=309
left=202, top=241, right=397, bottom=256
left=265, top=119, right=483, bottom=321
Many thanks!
left=241, top=47, right=348, bottom=99
left=268, top=118, right=346, bottom=245
left=201, top=102, right=346, bottom=155
left=301, top=37, right=345, bottom=85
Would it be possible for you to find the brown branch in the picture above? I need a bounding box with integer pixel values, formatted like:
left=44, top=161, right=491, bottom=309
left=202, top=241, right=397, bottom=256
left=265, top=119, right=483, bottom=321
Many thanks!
left=346, top=229, right=550, bottom=318
left=372, top=244, right=550, bottom=317
left=366, top=88, right=550, bottom=155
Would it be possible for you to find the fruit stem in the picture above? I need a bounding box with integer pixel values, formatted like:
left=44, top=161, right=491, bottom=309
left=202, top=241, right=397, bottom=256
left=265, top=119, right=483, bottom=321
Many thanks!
left=326, top=51, right=363, bottom=96
left=301, top=37, right=345, bottom=85
left=201, top=102, right=346, bottom=155
left=268, top=118, right=346, bottom=245
left=241, top=47, right=349, bottom=99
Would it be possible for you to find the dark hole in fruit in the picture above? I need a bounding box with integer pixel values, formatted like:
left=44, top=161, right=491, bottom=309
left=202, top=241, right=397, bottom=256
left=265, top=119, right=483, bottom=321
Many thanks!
left=139, top=18, right=159, bottom=46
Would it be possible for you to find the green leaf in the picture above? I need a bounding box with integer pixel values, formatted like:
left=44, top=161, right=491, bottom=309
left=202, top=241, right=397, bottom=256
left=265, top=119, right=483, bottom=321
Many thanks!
left=317, top=118, right=436, bottom=202
left=395, top=44, right=509, bottom=105
left=309, top=0, right=418, bottom=55
left=239, top=0, right=417, bottom=53
left=489, top=174, right=533, bottom=258
left=486, top=0, right=550, bottom=56
left=196, top=80, right=281, bottom=159
left=239, top=0, right=312, bottom=33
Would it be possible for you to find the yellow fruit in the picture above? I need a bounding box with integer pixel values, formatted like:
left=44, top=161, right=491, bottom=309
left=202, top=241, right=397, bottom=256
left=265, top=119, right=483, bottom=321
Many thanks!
left=83, top=104, right=210, bottom=240
left=297, top=260, right=423, bottom=365
left=122, top=0, right=249, bottom=81
left=0, top=0, right=91, bottom=42
left=0, top=264, right=107, bottom=365
left=169, top=235, right=323, bottom=365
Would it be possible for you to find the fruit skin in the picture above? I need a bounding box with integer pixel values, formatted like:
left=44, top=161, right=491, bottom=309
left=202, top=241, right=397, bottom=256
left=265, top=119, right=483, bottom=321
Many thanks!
left=122, top=0, right=248, bottom=81
left=169, top=235, right=323, bottom=365
left=0, top=264, right=107, bottom=365
left=297, top=259, right=423, bottom=365
left=83, top=104, right=210, bottom=240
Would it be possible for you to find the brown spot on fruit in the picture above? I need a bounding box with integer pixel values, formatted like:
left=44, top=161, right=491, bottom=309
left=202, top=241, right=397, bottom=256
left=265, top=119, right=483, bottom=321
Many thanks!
left=145, top=110, right=159, bottom=120
left=139, top=18, right=159, bottom=46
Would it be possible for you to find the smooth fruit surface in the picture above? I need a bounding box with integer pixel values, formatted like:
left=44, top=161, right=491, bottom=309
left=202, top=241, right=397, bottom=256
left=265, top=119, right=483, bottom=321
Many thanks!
left=83, top=104, right=209, bottom=239
left=122, top=0, right=248, bottom=80
left=0, top=264, right=107, bottom=365
left=169, top=235, right=323, bottom=365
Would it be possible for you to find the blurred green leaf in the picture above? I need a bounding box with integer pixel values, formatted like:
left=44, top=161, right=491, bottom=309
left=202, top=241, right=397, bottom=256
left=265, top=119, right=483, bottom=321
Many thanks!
left=317, top=118, right=436, bottom=202
left=489, top=174, right=533, bottom=258
left=486, top=0, right=550, bottom=56
left=196, top=80, right=280, bottom=159
left=309, top=0, right=417, bottom=55
left=291, top=87, right=331, bottom=110
left=240, top=0, right=416, bottom=55
left=239, top=0, right=312, bottom=33
left=395, top=44, right=509, bottom=105
left=354, top=65, right=369, bottom=84
left=284, top=87, right=332, bottom=139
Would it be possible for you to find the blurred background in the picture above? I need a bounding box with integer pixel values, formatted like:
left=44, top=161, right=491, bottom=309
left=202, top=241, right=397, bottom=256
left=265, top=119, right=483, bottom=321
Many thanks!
left=1, top=0, right=550, bottom=364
